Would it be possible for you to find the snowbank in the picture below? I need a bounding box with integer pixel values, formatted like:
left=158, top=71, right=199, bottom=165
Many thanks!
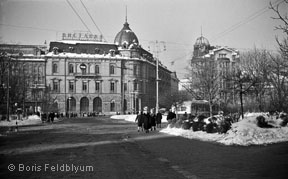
left=161, top=113, right=288, bottom=146
left=110, top=115, right=137, bottom=122
left=0, top=115, right=60, bottom=127
left=111, top=114, right=167, bottom=122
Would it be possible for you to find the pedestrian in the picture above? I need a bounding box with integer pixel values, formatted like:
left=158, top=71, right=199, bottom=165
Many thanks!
left=150, top=110, right=156, bottom=131
left=50, top=112, right=55, bottom=123
left=156, top=111, right=162, bottom=128
left=143, top=107, right=150, bottom=133
left=167, top=109, right=176, bottom=124
left=135, top=111, right=143, bottom=132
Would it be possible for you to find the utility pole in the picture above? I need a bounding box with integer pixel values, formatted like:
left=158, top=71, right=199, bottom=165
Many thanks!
left=7, top=55, right=10, bottom=121
left=149, top=41, right=166, bottom=113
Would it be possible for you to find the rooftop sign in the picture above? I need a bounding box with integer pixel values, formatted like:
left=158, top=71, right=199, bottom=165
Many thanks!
left=62, top=33, right=103, bottom=42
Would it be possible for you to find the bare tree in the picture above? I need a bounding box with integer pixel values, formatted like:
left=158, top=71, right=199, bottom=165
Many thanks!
left=226, top=51, right=262, bottom=119
left=240, top=48, right=271, bottom=112
left=0, top=53, right=28, bottom=118
left=188, top=58, right=221, bottom=116
left=266, top=53, right=288, bottom=111
left=268, top=0, right=288, bottom=112
left=270, top=0, right=288, bottom=58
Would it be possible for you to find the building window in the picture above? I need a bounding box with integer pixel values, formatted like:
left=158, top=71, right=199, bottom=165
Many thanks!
left=219, top=53, right=227, bottom=58
left=124, top=83, right=127, bottom=92
left=110, top=101, right=115, bottom=112
left=95, top=81, right=100, bottom=92
left=133, top=65, right=138, bottom=76
left=52, top=63, right=58, bottom=73
left=134, top=81, right=138, bottom=91
left=110, top=81, right=115, bottom=93
left=69, top=64, right=74, bottom=73
left=109, top=64, right=115, bottom=75
left=95, top=65, right=100, bottom=74
left=69, top=81, right=74, bottom=92
left=82, top=81, right=88, bottom=92
left=53, top=81, right=59, bottom=92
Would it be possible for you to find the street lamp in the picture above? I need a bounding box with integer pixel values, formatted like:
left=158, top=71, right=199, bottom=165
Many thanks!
left=80, top=63, right=87, bottom=75
left=68, top=97, right=72, bottom=118
left=2, top=83, right=10, bottom=121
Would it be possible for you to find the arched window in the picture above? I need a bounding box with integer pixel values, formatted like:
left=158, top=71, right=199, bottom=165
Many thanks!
left=69, top=64, right=74, bottom=73
left=93, top=97, right=102, bottom=112
left=52, top=63, right=58, bottom=73
left=67, top=97, right=76, bottom=112
left=109, top=64, right=115, bottom=75
left=80, top=97, right=89, bottom=112
left=95, top=65, right=100, bottom=74
left=110, top=100, right=115, bottom=112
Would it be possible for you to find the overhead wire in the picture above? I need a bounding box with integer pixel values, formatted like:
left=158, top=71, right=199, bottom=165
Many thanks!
left=79, top=0, right=107, bottom=42
left=210, top=0, right=284, bottom=42
left=66, top=0, right=92, bottom=34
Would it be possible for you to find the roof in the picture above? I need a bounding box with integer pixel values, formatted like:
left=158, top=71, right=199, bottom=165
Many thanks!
left=194, top=36, right=210, bottom=46
left=114, top=22, right=139, bottom=48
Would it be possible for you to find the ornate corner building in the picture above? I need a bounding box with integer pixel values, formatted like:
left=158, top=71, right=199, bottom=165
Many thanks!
left=0, top=19, right=177, bottom=116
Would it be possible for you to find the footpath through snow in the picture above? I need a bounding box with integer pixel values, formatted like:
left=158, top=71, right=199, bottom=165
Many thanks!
left=111, top=113, right=288, bottom=146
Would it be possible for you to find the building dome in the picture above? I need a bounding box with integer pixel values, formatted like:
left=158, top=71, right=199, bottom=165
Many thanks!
left=114, top=21, right=139, bottom=49
left=194, top=36, right=210, bottom=46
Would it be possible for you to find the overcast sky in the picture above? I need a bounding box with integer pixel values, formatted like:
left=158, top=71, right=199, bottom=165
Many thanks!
left=0, top=0, right=286, bottom=78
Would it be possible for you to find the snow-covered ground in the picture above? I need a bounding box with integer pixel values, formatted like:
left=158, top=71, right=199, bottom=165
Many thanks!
left=111, top=113, right=288, bottom=146
left=0, top=115, right=60, bottom=127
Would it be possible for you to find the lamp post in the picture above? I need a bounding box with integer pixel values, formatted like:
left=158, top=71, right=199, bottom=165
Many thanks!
left=149, top=40, right=166, bottom=113
left=68, top=97, right=72, bottom=118
left=6, top=55, right=10, bottom=121
left=79, top=63, right=86, bottom=114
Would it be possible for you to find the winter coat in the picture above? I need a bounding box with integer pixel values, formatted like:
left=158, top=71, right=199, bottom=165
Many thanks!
left=135, top=114, right=143, bottom=127
left=167, top=111, right=176, bottom=120
left=143, top=113, right=151, bottom=130
left=150, top=114, right=156, bottom=126
left=156, top=112, right=162, bottom=124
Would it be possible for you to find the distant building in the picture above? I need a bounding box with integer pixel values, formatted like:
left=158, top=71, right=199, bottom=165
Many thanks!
left=189, top=34, right=240, bottom=103
left=0, top=44, right=47, bottom=115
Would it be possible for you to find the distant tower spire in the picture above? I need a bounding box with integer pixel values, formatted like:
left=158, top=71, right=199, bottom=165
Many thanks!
left=125, top=5, right=128, bottom=23
left=201, top=26, right=203, bottom=37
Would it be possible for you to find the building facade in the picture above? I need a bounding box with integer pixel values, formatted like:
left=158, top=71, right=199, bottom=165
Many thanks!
left=0, top=45, right=47, bottom=116
left=190, top=35, right=240, bottom=104
left=1, top=20, right=178, bottom=116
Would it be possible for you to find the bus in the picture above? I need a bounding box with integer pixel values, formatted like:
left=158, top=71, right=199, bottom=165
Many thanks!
left=172, top=100, right=210, bottom=117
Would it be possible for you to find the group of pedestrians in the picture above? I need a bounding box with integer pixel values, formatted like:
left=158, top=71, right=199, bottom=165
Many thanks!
left=135, top=107, right=163, bottom=133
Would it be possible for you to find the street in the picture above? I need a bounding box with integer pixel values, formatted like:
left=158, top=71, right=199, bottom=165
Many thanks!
left=0, top=117, right=288, bottom=179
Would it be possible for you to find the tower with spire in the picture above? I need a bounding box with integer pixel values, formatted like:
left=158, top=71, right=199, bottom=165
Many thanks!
left=114, top=6, right=139, bottom=50
left=193, top=28, right=211, bottom=58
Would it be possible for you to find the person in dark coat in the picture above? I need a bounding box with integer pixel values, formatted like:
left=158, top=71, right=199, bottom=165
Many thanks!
left=50, top=112, right=55, bottom=123
left=150, top=111, right=156, bottom=131
left=167, top=109, right=176, bottom=123
left=142, top=112, right=150, bottom=133
left=156, top=111, right=162, bottom=128
left=135, top=111, right=143, bottom=132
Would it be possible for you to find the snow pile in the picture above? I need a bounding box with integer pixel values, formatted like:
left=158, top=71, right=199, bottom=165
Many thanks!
left=0, top=115, right=41, bottom=126
left=111, top=115, right=137, bottom=122
left=0, top=115, right=61, bottom=127
left=111, top=114, right=167, bottom=122
left=160, top=113, right=288, bottom=146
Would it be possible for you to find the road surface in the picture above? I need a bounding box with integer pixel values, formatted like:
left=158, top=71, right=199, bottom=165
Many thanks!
left=0, top=116, right=288, bottom=179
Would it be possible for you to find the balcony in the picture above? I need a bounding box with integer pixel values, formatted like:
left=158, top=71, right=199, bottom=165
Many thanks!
left=75, top=73, right=101, bottom=79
